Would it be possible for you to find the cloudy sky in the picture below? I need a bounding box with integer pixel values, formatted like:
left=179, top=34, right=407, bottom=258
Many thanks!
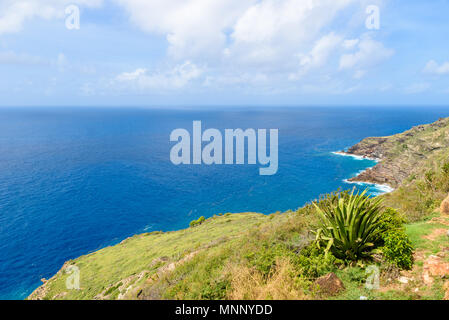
left=0, top=0, right=448, bottom=107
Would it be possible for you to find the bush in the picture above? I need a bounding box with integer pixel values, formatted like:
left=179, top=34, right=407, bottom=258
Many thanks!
left=381, top=230, right=414, bottom=270
left=375, top=208, right=414, bottom=269
left=189, top=216, right=206, bottom=228
left=376, top=208, right=406, bottom=235
left=297, top=244, right=342, bottom=278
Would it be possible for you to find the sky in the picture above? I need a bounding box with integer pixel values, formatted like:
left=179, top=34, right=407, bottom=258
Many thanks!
left=0, top=0, right=449, bottom=107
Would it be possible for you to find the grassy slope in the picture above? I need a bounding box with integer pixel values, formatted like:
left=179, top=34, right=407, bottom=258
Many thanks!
left=29, top=213, right=272, bottom=300
left=30, top=204, right=449, bottom=300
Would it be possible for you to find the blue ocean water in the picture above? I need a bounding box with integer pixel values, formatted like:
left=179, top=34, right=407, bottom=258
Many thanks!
left=1, top=106, right=448, bottom=299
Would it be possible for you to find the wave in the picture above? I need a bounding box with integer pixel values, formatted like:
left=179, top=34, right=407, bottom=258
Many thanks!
left=331, top=151, right=379, bottom=162
left=343, top=178, right=394, bottom=196
left=333, top=151, right=394, bottom=195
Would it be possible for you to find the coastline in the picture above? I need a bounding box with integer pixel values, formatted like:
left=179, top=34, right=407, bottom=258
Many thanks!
left=331, top=151, right=380, bottom=162
left=332, top=151, right=395, bottom=195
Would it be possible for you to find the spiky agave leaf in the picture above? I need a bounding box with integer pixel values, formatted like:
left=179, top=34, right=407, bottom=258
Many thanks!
left=313, top=189, right=384, bottom=261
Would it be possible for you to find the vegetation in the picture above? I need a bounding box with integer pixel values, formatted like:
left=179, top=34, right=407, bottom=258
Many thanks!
left=189, top=216, right=206, bottom=227
left=383, top=159, right=449, bottom=221
left=313, top=189, right=384, bottom=261
left=381, top=230, right=414, bottom=270
left=29, top=189, right=422, bottom=301
left=373, top=208, right=414, bottom=270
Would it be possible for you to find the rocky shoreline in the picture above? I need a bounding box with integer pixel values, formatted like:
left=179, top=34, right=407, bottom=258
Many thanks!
left=338, top=117, right=449, bottom=189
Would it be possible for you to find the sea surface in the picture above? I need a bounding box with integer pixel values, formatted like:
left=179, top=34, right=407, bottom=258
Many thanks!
left=1, top=106, right=449, bottom=299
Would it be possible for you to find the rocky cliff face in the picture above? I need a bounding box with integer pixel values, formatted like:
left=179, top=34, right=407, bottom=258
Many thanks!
left=343, top=117, right=449, bottom=188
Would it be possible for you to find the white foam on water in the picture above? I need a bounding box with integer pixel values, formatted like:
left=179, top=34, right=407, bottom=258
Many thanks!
left=334, top=150, right=394, bottom=195
left=331, top=151, right=379, bottom=162
left=343, top=179, right=394, bottom=195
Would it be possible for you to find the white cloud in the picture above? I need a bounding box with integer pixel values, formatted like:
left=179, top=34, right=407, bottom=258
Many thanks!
left=339, top=36, right=394, bottom=70
left=116, top=68, right=147, bottom=82
left=423, top=60, right=449, bottom=75
left=115, top=61, right=203, bottom=91
left=115, top=0, right=254, bottom=60
left=0, top=50, right=44, bottom=65
left=226, top=0, right=354, bottom=66
left=403, top=82, right=430, bottom=94
left=203, top=72, right=269, bottom=88
left=342, top=39, right=359, bottom=49
left=289, top=32, right=343, bottom=80
left=115, top=0, right=355, bottom=65
left=300, top=33, right=343, bottom=69
left=0, top=0, right=397, bottom=96
left=0, top=0, right=103, bottom=35
left=339, top=35, right=394, bottom=78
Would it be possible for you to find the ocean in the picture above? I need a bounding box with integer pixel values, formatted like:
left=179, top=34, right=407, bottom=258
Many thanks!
left=1, top=106, right=448, bottom=299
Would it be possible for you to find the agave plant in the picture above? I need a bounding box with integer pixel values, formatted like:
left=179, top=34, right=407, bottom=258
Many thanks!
left=313, top=189, right=383, bottom=261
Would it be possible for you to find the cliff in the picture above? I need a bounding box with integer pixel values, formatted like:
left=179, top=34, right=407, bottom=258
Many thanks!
left=344, top=117, right=449, bottom=188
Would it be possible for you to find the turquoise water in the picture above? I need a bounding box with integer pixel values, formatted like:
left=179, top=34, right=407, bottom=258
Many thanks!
left=0, top=106, right=448, bottom=299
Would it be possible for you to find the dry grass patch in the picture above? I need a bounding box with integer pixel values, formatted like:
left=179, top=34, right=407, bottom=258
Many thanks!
left=227, top=258, right=308, bottom=300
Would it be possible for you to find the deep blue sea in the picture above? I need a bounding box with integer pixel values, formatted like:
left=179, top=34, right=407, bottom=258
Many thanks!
left=1, top=106, right=449, bottom=299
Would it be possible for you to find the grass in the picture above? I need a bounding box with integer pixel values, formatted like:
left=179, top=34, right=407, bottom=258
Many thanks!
left=30, top=206, right=449, bottom=300
left=406, top=221, right=448, bottom=254
left=31, top=212, right=270, bottom=300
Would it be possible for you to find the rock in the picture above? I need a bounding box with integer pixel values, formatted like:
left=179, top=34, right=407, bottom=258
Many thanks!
left=441, top=194, right=449, bottom=215
left=315, top=272, right=345, bottom=296
left=40, top=278, right=47, bottom=283
left=423, top=271, right=433, bottom=286
left=422, top=255, right=449, bottom=285
left=398, top=276, right=409, bottom=284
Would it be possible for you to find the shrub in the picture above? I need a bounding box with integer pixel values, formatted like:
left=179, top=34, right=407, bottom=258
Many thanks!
left=381, top=230, right=414, bottom=270
left=297, top=244, right=342, bottom=278
left=375, top=208, right=414, bottom=269
left=189, top=216, right=206, bottom=228
left=313, top=189, right=384, bottom=261
left=376, top=207, right=406, bottom=234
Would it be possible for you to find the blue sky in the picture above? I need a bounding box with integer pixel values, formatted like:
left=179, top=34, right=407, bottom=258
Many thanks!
left=0, top=0, right=449, bottom=107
